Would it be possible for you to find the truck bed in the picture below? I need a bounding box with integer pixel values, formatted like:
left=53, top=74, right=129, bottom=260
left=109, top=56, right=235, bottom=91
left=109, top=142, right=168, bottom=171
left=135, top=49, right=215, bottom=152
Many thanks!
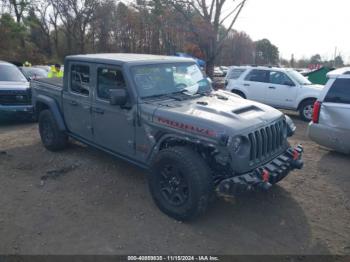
left=34, top=78, right=63, bottom=89
left=31, top=77, right=64, bottom=112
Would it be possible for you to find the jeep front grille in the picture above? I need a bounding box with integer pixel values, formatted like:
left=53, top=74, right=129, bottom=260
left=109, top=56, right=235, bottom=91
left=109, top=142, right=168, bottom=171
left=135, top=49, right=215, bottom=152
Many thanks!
left=248, top=119, right=286, bottom=163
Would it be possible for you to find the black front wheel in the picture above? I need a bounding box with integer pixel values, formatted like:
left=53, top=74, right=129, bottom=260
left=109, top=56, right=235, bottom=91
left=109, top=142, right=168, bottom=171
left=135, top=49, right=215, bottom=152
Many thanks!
left=149, top=146, right=214, bottom=221
left=38, top=110, right=68, bottom=151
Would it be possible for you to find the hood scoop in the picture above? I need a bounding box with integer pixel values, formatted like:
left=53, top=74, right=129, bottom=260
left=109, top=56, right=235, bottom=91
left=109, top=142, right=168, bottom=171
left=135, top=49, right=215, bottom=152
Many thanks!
left=197, top=101, right=208, bottom=106
left=233, top=105, right=262, bottom=116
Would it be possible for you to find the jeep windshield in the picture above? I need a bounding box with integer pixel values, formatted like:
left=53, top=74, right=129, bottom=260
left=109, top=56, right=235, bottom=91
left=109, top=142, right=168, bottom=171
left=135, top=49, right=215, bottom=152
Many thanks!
left=131, top=63, right=212, bottom=98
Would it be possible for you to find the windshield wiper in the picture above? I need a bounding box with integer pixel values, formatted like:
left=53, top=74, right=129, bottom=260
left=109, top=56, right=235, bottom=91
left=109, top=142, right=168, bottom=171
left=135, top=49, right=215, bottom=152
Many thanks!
left=144, top=93, right=183, bottom=101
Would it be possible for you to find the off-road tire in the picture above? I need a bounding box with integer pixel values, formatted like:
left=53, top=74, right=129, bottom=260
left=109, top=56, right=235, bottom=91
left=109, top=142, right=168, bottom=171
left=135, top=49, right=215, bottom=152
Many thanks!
left=38, top=109, right=68, bottom=151
left=299, top=99, right=316, bottom=122
left=149, top=146, right=214, bottom=221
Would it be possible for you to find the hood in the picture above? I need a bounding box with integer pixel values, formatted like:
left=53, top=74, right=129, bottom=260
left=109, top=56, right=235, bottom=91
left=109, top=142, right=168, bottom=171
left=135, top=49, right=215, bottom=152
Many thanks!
left=303, top=84, right=324, bottom=90
left=0, top=81, right=30, bottom=91
left=146, top=90, right=284, bottom=139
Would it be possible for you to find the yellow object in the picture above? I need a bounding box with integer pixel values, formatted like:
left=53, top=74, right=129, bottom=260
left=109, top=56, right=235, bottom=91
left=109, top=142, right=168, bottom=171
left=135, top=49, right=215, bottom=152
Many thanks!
left=48, top=65, right=64, bottom=78
left=23, top=61, right=32, bottom=67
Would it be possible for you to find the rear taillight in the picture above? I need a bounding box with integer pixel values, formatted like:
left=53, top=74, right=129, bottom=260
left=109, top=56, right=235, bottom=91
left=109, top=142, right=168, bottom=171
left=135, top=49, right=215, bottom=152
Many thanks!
left=312, top=101, right=321, bottom=123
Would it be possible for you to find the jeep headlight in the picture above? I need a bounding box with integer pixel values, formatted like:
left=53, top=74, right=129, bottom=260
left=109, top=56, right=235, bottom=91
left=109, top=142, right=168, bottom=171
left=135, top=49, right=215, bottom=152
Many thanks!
left=232, top=136, right=242, bottom=153
left=285, top=115, right=296, bottom=137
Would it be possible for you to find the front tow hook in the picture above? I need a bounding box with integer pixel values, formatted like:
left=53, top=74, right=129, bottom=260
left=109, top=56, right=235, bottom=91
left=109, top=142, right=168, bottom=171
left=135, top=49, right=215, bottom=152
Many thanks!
left=291, top=159, right=304, bottom=169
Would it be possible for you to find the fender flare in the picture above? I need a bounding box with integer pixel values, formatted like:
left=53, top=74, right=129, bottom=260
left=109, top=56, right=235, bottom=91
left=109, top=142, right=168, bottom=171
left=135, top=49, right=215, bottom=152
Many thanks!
left=146, top=133, right=216, bottom=164
left=36, top=94, right=66, bottom=131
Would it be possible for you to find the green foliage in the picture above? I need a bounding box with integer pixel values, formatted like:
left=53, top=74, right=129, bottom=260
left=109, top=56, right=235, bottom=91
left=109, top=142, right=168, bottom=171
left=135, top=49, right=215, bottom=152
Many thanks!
left=0, top=0, right=251, bottom=68
left=0, top=13, right=26, bottom=61
left=254, top=39, right=279, bottom=65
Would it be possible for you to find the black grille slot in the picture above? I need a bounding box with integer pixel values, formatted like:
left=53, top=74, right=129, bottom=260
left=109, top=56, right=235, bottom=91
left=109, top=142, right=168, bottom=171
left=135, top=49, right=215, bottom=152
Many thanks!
left=248, top=120, right=286, bottom=163
left=0, top=90, right=30, bottom=105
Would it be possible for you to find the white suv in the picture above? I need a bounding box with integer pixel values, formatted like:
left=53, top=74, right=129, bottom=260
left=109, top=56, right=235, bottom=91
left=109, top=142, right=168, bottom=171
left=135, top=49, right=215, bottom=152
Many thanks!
left=225, top=66, right=324, bottom=121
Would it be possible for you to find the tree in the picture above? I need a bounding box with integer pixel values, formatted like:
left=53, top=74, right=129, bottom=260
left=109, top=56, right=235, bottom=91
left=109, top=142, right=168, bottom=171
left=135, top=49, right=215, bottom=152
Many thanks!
left=54, top=0, right=98, bottom=54
left=7, top=0, right=30, bottom=23
left=254, top=39, right=279, bottom=65
left=0, top=13, right=25, bottom=60
left=279, top=58, right=290, bottom=67
left=334, top=55, right=344, bottom=68
left=25, top=7, right=52, bottom=57
left=290, top=54, right=295, bottom=68
left=310, top=54, right=322, bottom=65
left=0, top=0, right=256, bottom=68
left=218, top=30, right=254, bottom=66
left=296, top=57, right=310, bottom=68
left=164, top=0, right=247, bottom=76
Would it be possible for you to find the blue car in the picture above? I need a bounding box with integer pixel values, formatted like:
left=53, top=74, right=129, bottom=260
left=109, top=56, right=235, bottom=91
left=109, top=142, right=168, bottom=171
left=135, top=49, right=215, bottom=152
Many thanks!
left=0, top=61, right=33, bottom=118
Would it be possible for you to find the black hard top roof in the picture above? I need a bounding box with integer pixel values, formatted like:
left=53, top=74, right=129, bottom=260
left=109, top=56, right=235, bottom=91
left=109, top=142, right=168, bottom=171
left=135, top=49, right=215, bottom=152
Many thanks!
left=66, top=53, right=195, bottom=65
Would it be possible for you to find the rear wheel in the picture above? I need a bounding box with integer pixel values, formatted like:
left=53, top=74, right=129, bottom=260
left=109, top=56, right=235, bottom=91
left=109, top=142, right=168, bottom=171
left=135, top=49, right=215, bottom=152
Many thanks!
left=149, top=146, right=214, bottom=221
left=38, top=110, right=68, bottom=151
left=299, top=99, right=316, bottom=121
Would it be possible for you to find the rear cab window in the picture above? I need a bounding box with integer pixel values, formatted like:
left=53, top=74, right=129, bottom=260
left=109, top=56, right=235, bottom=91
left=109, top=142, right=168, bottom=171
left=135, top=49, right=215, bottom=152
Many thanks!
left=70, top=64, right=90, bottom=96
left=324, top=78, right=350, bottom=104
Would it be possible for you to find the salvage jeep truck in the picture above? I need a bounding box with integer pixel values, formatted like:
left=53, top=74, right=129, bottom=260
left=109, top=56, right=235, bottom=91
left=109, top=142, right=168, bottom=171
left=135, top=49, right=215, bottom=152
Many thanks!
left=31, top=54, right=304, bottom=221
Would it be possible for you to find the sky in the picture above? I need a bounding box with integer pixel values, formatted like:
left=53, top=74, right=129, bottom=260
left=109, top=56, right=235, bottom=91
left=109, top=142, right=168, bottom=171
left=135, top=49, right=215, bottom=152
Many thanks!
left=230, top=0, right=350, bottom=63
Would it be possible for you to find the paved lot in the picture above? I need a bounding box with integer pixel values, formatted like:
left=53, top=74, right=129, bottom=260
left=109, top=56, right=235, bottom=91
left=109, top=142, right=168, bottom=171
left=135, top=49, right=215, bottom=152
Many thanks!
left=0, top=112, right=349, bottom=255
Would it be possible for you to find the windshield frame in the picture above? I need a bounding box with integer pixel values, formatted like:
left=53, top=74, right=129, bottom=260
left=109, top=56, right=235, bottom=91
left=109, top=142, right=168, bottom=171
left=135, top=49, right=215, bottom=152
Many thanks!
left=287, top=70, right=312, bottom=85
left=129, top=62, right=211, bottom=100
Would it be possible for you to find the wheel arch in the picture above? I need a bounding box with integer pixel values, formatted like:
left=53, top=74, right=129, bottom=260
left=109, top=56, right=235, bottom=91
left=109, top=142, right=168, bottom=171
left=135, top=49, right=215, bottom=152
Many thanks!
left=147, top=133, right=217, bottom=164
left=35, top=95, right=66, bottom=131
left=231, top=89, right=246, bottom=99
left=297, top=97, right=317, bottom=110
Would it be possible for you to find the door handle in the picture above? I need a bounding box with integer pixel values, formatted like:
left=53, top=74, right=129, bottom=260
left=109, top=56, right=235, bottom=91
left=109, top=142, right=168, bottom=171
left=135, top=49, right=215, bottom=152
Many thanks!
left=92, top=107, right=104, bottom=114
left=69, top=100, right=78, bottom=106
left=268, top=86, right=276, bottom=89
left=243, top=83, right=250, bottom=87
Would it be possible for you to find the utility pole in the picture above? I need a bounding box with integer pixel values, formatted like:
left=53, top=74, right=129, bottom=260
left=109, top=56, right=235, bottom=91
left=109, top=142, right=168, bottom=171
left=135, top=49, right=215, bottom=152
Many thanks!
left=333, top=47, right=337, bottom=68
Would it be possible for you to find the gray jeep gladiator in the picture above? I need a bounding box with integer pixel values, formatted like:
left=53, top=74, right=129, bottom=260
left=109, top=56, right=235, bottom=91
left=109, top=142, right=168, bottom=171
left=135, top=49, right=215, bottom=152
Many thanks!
left=32, top=54, right=303, bottom=221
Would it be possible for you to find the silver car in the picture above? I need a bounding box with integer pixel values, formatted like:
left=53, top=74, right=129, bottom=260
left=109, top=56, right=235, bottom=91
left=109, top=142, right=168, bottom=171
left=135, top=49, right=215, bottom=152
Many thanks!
left=307, top=73, right=350, bottom=154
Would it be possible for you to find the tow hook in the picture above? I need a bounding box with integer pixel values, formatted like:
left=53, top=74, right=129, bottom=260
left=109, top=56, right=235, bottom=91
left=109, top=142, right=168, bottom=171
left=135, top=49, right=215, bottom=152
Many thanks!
left=291, top=159, right=303, bottom=169
left=290, top=148, right=304, bottom=169
left=257, top=181, right=272, bottom=191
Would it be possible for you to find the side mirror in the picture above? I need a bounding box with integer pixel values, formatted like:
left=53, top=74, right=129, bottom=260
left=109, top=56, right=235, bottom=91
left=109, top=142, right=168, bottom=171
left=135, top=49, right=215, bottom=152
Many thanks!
left=110, top=89, right=128, bottom=106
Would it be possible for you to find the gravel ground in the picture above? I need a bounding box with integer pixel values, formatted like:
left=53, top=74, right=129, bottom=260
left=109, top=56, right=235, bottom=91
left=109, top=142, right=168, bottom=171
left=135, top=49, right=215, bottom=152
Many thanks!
left=0, top=112, right=349, bottom=255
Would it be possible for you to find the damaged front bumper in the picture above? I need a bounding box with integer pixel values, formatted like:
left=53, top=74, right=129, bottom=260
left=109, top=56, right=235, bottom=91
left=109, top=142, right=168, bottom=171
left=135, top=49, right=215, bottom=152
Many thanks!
left=217, top=145, right=303, bottom=197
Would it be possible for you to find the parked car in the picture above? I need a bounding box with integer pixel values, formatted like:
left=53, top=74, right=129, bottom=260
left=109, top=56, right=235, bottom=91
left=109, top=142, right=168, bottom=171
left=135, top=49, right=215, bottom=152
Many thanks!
left=307, top=73, right=350, bottom=154
left=34, top=65, right=51, bottom=73
left=225, top=66, right=324, bottom=121
left=326, top=67, right=350, bottom=78
left=220, top=66, right=229, bottom=76
left=214, top=67, right=224, bottom=77
left=20, top=66, right=48, bottom=80
left=32, top=54, right=303, bottom=221
left=0, top=61, right=33, bottom=117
